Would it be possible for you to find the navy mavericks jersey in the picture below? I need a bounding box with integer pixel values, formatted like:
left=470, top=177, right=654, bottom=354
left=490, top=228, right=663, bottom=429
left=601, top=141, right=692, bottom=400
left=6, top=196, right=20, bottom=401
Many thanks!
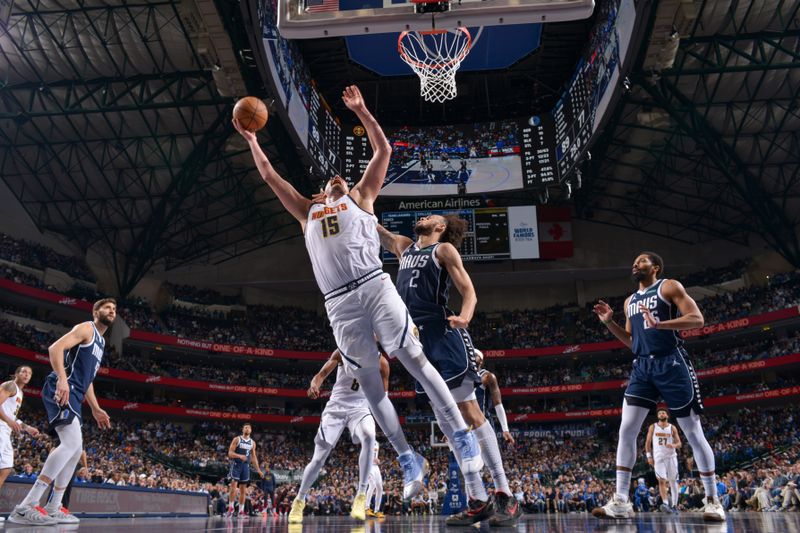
left=51, top=321, right=105, bottom=399
left=475, top=369, right=492, bottom=417
left=626, top=278, right=682, bottom=357
left=234, top=436, right=253, bottom=463
left=395, top=243, right=451, bottom=323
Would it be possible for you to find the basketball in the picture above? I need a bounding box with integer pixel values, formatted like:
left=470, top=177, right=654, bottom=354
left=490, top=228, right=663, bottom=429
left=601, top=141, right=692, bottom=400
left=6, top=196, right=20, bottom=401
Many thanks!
left=233, top=97, right=268, bottom=132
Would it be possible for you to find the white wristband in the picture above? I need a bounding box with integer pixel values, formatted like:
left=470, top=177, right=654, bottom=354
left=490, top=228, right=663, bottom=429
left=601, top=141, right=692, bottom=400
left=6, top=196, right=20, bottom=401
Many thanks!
left=646, top=452, right=652, bottom=458
left=15, top=419, right=23, bottom=427
left=494, top=404, right=509, bottom=433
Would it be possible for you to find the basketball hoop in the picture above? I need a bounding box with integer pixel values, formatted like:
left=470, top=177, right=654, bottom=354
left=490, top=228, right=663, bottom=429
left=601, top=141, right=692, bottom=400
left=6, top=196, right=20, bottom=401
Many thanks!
left=398, top=27, right=472, bottom=103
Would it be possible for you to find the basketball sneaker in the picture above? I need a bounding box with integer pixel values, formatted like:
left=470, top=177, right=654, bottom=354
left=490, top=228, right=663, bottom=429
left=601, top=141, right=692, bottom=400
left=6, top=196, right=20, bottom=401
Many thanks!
left=490, top=492, right=522, bottom=526
left=660, top=503, right=672, bottom=514
left=44, top=505, right=80, bottom=524
left=399, top=451, right=428, bottom=499
left=702, top=497, right=726, bottom=522
left=451, top=429, right=483, bottom=475
left=8, top=504, right=58, bottom=525
left=288, top=497, right=305, bottom=524
left=350, top=493, right=367, bottom=521
left=591, top=495, right=635, bottom=519
left=445, top=497, right=494, bottom=526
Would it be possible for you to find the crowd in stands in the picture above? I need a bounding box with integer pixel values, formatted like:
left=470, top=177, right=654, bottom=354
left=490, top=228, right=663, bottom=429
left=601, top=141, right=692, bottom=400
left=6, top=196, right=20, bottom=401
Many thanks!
left=680, top=259, right=748, bottom=288
left=11, top=403, right=795, bottom=516
left=388, top=121, right=520, bottom=169
left=0, top=233, right=95, bottom=282
left=166, top=283, right=242, bottom=306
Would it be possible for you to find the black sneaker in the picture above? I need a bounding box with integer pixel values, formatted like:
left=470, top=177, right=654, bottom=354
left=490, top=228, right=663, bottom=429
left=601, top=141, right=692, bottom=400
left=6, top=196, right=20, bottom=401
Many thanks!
left=445, top=497, right=494, bottom=526
left=489, top=492, right=522, bottom=527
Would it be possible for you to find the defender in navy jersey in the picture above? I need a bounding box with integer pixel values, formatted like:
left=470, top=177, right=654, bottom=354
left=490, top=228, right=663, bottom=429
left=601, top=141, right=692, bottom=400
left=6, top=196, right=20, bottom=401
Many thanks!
left=226, top=423, right=263, bottom=518
left=473, top=350, right=514, bottom=446
left=10, top=298, right=115, bottom=526
left=379, top=216, right=521, bottom=527
left=591, top=252, right=725, bottom=522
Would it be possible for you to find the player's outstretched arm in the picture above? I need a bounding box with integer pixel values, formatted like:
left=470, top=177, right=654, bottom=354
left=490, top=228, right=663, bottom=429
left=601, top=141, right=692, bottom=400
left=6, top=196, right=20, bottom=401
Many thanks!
left=343, top=86, right=391, bottom=206
left=483, top=371, right=513, bottom=444
left=308, top=349, right=342, bottom=399
left=233, top=118, right=312, bottom=225
left=437, top=243, right=476, bottom=329
left=85, top=384, right=111, bottom=429
left=377, top=225, right=413, bottom=259
left=593, top=297, right=633, bottom=349
left=250, top=442, right=264, bottom=477
left=645, top=424, right=655, bottom=465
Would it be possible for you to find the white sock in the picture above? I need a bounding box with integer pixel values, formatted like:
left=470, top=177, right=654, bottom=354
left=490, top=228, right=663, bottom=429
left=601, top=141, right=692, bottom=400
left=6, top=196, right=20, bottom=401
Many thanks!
left=700, top=474, right=717, bottom=500
left=474, top=422, right=510, bottom=495
left=357, top=439, right=373, bottom=494
left=615, top=470, right=632, bottom=502
left=21, top=479, right=50, bottom=507
left=670, top=480, right=679, bottom=507
left=465, top=471, right=488, bottom=502
left=353, top=368, right=412, bottom=456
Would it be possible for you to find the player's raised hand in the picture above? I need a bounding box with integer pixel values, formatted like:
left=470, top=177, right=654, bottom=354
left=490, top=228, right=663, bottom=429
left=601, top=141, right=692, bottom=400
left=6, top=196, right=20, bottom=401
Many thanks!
left=93, top=408, right=111, bottom=429
left=638, top=302, right=659, bottom=329
left=232, top=118, right=257, bottom=143
left=593, top=300, right=614, bottom=323
left=307, top=379, right=322, bottom=399
left=55, top=376, right=70, bottom=407
left=342, top=85, right=366, bottom=113
left=310, top=189, right=327, bottom=204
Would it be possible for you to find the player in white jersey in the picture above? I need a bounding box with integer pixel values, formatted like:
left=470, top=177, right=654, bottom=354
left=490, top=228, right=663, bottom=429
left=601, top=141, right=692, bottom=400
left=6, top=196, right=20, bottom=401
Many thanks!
left=0, top=366, right=40, bottom=521
left=365, top=441, right=384, bottom=519
left=646, top=408, right=682, bottom=513
left=289, top=349, right=387, bottom=524
left=235, top=85, right=482, bottom=508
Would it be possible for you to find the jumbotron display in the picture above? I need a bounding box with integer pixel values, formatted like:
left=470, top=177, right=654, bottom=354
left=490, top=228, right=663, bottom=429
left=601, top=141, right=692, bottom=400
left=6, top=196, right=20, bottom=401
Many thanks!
left=381, top=206, right=540, bottom=262
left=258, top=0, right=636, bottom=194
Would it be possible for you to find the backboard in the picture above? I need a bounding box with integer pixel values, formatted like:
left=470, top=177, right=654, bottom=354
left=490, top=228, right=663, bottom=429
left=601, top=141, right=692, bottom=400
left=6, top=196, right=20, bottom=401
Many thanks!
left=277, top=0, right=595, bottom=39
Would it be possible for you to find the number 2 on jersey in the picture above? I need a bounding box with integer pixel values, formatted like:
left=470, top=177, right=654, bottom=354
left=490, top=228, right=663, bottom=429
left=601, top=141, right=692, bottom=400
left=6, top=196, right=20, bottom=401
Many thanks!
left=321, top=215, right=340, bottom=238
left=409, top=270, right=421, bottom=288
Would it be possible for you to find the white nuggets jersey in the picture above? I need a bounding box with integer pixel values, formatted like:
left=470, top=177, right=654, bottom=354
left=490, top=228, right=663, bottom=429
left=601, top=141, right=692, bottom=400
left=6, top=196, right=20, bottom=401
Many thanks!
left=653, top=423, right=677, bottom=460
left=305, top=195, right=383, bottom=295
left=0, top=383, right=22, bottom=433
left=326, top=362, right=368, bottom=411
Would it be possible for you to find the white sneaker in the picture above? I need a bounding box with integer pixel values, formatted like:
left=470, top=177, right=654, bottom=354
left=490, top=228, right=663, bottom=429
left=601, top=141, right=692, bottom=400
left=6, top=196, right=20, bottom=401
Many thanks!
left=44, top=506, right=80, bottom=524
left=8, top=504, right=58, bottom=525
left=591, top=495, right=635, bottom=519
left=702, top=498, right=726, bottom=522
left=451, top=429, right=484, bottom=475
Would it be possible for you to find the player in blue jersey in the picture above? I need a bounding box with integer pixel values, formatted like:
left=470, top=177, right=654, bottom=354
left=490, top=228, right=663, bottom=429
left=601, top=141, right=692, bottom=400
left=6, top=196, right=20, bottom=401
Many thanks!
left=473, top=351, right=515, bottom=447
left=591, top=252, right=724, bottom=522
left=378, top=215, right=520, bottom=527
left=226, top=423, right=263, bottom=518
left=9, top=298, right=115, bottom=526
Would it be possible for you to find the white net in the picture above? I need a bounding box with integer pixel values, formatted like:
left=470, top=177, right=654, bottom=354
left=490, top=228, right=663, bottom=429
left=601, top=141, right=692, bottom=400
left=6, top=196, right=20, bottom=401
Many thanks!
left=398, top=27, right=472, bottom=103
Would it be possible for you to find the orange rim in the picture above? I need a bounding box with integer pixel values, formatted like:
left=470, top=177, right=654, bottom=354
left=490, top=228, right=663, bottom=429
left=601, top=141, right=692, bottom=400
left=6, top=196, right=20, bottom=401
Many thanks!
left=398, top=27, right=472, bottom=70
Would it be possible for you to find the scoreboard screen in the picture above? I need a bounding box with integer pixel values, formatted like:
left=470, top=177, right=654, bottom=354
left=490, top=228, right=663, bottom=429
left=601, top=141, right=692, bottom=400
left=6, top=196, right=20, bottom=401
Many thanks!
left=381, top=206, right=539, bottom=262
left=259, top=0, right=636, bottom=191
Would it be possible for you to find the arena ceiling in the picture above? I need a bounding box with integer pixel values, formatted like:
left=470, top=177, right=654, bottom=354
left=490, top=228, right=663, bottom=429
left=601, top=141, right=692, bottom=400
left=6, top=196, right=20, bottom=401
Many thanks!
left=577, top=0, right=800, bottom=267
left=1, top=0, right=799, bottom=297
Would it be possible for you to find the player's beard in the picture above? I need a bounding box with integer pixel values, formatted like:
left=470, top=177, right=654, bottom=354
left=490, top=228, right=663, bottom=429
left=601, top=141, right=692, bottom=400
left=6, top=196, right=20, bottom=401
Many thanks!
left=414, top=223, right=434, bottom=236
left=631, top=269, right=648, bottom=284
left=98, top=313, right=114, bottom=326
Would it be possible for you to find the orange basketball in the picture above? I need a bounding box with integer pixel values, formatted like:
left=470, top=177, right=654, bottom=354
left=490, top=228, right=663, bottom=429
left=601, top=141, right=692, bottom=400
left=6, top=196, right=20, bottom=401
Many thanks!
left=233, top=97, right=269, bottom=132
